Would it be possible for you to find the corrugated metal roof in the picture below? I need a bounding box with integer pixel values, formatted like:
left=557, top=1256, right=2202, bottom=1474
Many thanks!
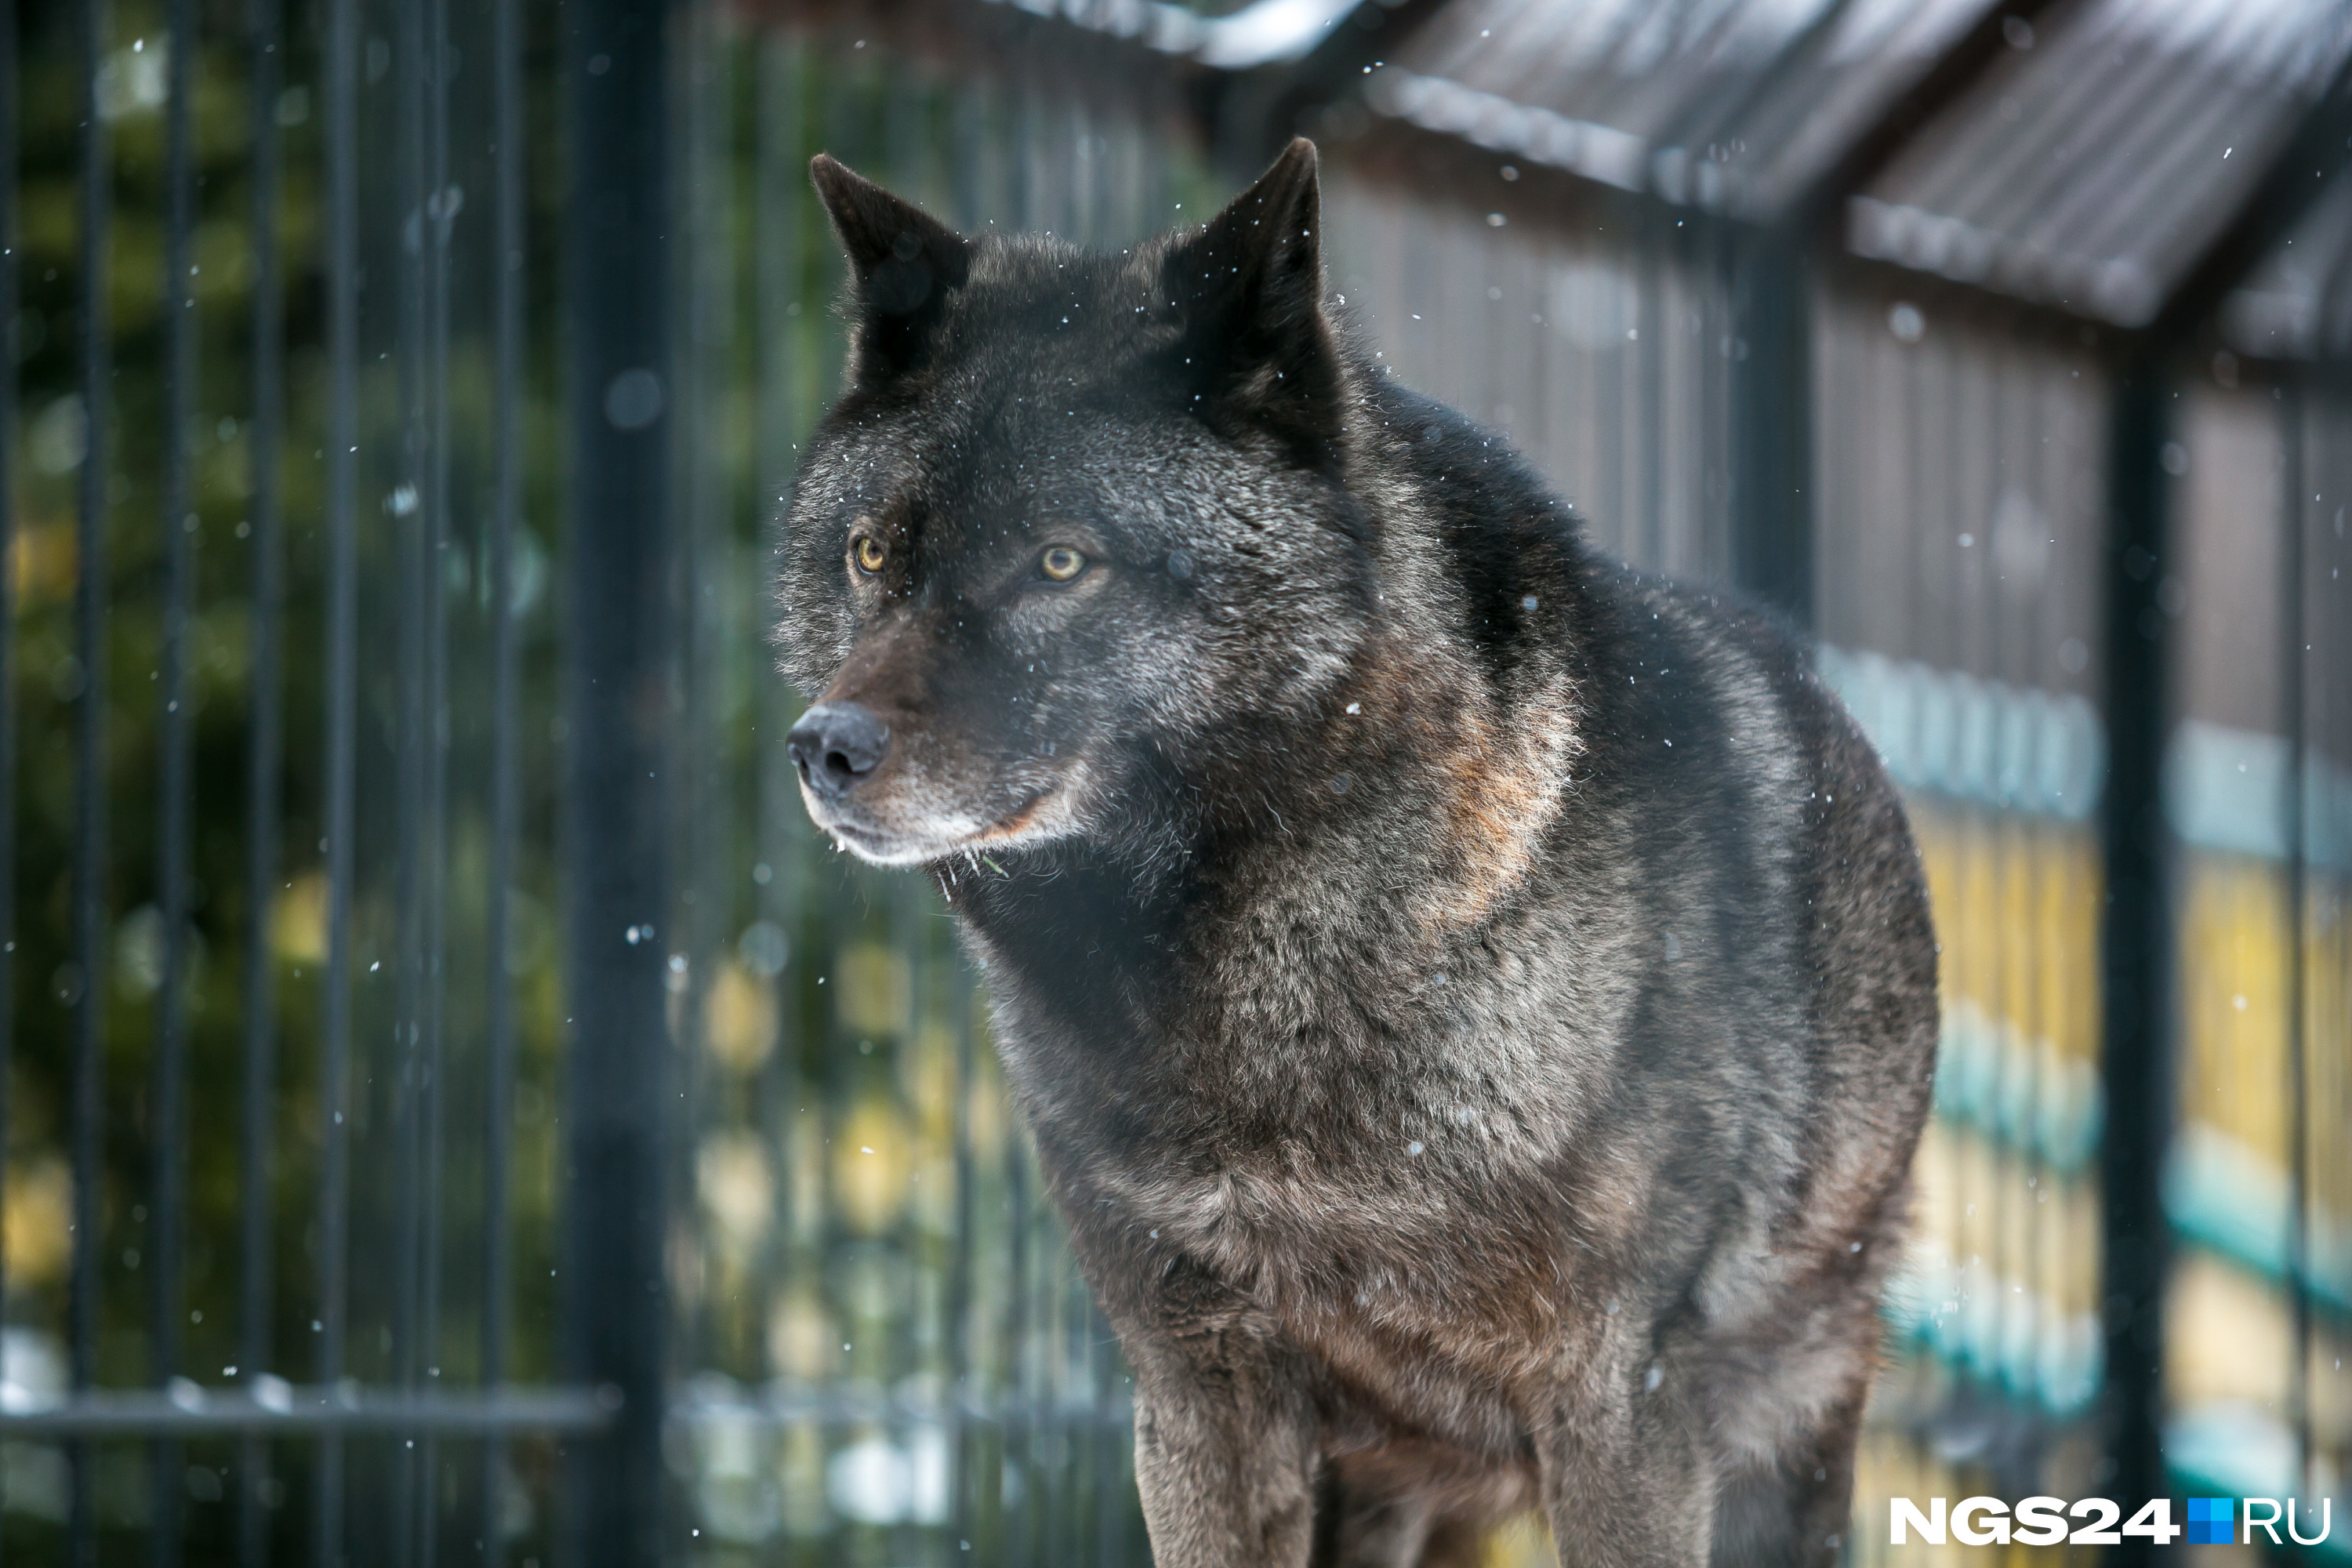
left=1681, top=0, right=1986, bottom=215
left=2220, top=166, right=2352, bottom=360
left=1851, top=0, right=2352, bottom=325
left=944, top=0, right=1365, bottom=67
left=1360, top=0, right=1991, bottom=216
left=938, top=0, right=2352, bottom=338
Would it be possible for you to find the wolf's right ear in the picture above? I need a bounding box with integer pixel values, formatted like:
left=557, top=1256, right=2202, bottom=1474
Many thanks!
left=1160, top=140, right=1341, bottom=458
left=811, top=155, right=971, bottom=374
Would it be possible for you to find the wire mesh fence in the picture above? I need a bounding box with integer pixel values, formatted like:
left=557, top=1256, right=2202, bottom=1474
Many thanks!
left=2, top=1, right=1210, bottom=1562
left=3, top=0, right=608, bottom=1560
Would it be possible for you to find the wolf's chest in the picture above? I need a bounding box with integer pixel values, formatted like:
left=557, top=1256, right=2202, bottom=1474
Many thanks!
left=993, top=952, right=1600, bottom=1319
left=1112, top=1150, right=1576, bottom=1432
left=1007, top=991, right=1577, bottom=1242
left=1095, top=1124, right=1555, bottom=1306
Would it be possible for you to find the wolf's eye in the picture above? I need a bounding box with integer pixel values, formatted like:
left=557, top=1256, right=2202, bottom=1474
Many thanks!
left=1040, top=546, right=1087, bottom=583
left=853, top=537, right=887, bottom=575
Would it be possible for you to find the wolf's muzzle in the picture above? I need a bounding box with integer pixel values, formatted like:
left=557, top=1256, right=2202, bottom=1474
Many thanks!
left=788, top=701, right=891, bottom=798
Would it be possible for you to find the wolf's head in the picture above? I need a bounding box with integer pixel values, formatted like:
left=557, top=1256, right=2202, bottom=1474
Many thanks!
left=775, top=140, right=1376, bottom=867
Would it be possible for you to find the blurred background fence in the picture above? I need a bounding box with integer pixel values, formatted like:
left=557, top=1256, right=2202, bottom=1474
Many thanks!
left=0, top=0, right=2347, bottom=1563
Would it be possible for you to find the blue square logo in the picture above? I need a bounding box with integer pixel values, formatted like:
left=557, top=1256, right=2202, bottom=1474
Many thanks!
left=2186, top=1497, right=2234, bottom=1544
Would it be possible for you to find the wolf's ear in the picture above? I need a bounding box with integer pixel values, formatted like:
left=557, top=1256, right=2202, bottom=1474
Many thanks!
left=1161, top=139, right=1341, bottom=456
left=811, top=154, right=971, bottom=373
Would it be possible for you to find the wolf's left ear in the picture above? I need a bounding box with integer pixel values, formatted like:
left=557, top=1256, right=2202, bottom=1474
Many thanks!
left=811, top=154, right=971, bottom=373
left=1162, top=140, right=1341, bottom=455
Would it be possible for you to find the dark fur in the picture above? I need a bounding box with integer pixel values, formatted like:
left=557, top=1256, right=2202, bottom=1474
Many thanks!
left=776, top=143, right=1937, bottom=1567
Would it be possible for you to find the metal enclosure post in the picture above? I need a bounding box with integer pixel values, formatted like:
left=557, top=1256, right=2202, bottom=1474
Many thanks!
left=70, top=2, right=114, bottom=1558
left=2096, top=353, right=2174, bottom=1559
left=0, top=10, right=18, bottom=1561
left=561, top=0, right=675, bottom=1563
left=1728, top=230, right=1813, bottom=627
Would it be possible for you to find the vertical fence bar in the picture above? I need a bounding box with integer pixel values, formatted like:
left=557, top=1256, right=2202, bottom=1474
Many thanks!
left=1004, top=1146, right=1031, bottom=1566
left=480, top=0, right=527, bottom=1558
left=562, top=0, right=673, bottom=1562
left=2098, top=353, right=2174, bottom=1563
left=315, top=0, right=362, bottom=1556
left=1595, top=231, right=1626, bottom=562
left=1728, top=230, right=1813, bottom=627
left=151, top=0, right=200, bottom=1556
left=70, top=0, right=114, bottom=1559
left=391, top=0, right=432, bottom=1550
left=0, top=5, right=19, bottom=1555
left=946, top=978, right=976, bottom=1560
left=239, top=0, right=288, bottom=1558
left=673, top=0, right=722, bottom=1403
left=417, top=2, right=457, bottom=1555
left=2280, top=383, right=2311, bottom=1502
left=1091, top=1299, right=1116, bottom=1567
left=1634, top=213, right=1664, bottom=572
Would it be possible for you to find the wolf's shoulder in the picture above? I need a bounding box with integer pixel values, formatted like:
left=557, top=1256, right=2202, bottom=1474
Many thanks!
left=1348, top=375, right=1859, bottom=769
left=1579, top=569, right=1858, bottom=761
left=1360, top=376, right=1573, bottom=536
left=1599, top=570, right=1810, bottom=685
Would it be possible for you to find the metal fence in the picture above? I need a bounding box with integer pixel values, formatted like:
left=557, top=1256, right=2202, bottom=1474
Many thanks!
left=5, top=0, right=611, bottom=1562
left=3, top=0, right=1207, bottom=1562
left=2, top=0, right=2349, bottom=1564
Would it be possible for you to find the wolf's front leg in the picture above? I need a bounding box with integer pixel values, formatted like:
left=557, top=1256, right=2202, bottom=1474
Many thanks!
left=1534, top=1356, right=1714, bottom=1568
left=1123, top=1325, right=1320, bottom=1568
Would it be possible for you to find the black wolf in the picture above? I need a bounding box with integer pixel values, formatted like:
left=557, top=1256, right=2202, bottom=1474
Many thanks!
left=775, top=140, right=1937, bottom=1568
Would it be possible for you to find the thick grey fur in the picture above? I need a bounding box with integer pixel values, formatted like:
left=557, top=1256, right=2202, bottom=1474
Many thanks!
left=775, top=140, right=1938, bottom=1568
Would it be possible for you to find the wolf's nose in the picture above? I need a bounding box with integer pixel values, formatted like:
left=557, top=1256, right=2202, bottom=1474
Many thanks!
left=788, top=702, right=891, bottom=798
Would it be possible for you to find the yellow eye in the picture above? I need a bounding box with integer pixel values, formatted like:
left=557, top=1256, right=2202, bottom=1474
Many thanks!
left=1040, top=546, right=1087, bottom=583
left=854, top=536, right=887, bottom=575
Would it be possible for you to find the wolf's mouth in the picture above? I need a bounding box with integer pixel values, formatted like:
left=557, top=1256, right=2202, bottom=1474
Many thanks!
left=968, top=789, right=1054, bottom=844
left=823, top=818, right=904, bottom=855
left=811, top=786, right=1058, bottom=866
